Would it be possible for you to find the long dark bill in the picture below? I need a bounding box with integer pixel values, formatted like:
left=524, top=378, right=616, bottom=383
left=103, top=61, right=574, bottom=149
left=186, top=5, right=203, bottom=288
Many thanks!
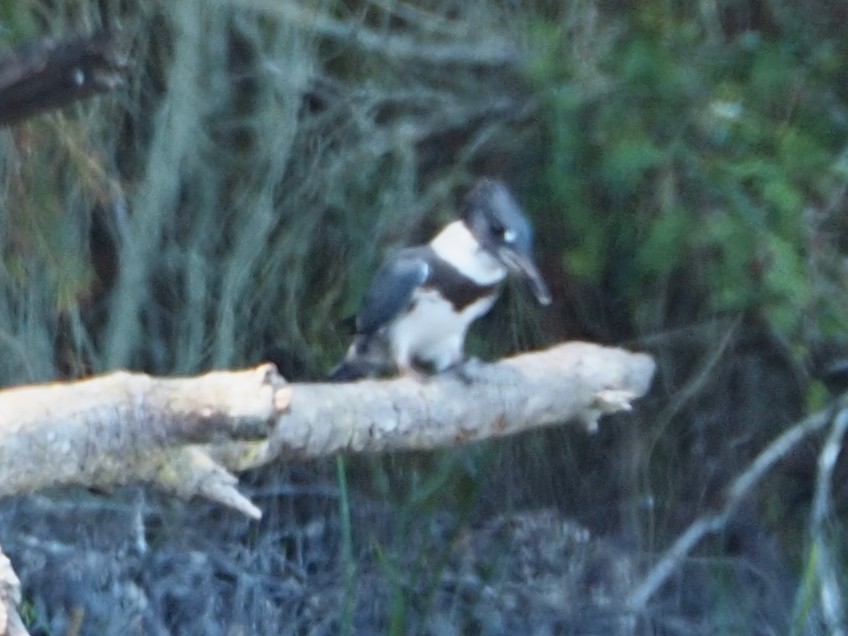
left=498, top=247, right=552, bottom=306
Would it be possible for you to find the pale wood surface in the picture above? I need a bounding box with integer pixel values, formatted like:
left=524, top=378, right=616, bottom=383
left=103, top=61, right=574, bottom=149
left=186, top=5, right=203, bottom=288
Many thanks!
left=0, top=341, right=655, bottom=635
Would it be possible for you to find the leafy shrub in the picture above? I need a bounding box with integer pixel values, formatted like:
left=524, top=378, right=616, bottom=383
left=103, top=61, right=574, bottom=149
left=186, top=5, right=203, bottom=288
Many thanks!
left=528, top=3, right=848, bottom=355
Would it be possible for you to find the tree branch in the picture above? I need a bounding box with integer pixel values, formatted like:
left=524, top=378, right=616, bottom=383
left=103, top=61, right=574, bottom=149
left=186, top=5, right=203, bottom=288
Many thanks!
left=0, top=545, right=25, bottom=636
left=0, top=364, right=285, bottom=517
left=0, top=341, right=653, bottom=636
left=626, top=395, right=848, bottom=612
left=0, top=342, right=653, bottom=517
left=808, top=407, right=848, bottom=631
left=0, top=31, right=127, bottom=126
left=266, top=341, right=655, bottom=460
left=228, top=0, right=520, bottom=66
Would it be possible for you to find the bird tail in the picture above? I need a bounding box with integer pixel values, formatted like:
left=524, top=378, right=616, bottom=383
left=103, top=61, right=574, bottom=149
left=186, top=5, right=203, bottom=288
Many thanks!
left=327, top=335, right=390, bottom=382
left=328, top=359, right=371, bottom=382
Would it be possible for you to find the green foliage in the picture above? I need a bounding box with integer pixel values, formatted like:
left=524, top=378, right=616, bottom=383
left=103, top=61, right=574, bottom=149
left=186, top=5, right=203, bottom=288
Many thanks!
left=523, top=7, right=848, bottom=628
left=18, top=598, right=40, bottom=631
left=527, top=4, right=848, bottom=351
left=791, top=542, right=820, bottom=634
left=0, top=4, right=39, bottom=44
left=335, top=456, right=356, bottom=636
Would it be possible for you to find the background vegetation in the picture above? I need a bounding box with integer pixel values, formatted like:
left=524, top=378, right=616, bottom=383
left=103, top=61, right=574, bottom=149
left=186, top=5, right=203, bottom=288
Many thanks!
left=1, top=0, right=848, bottom=633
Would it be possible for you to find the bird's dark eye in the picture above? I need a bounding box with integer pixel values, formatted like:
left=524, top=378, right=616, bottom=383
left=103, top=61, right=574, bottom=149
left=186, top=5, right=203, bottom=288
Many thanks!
left=490, top=222, right=506, bottom=239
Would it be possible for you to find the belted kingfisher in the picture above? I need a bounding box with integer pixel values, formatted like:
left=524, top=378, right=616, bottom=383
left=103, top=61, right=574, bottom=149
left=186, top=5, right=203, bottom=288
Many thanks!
left=330, top=178, right=551, bottom=381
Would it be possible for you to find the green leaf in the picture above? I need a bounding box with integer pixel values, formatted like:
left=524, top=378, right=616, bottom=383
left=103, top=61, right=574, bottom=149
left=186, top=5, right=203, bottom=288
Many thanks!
left=601, top=135, right=666, bottom=195
left=636, top=207, right=692, bottom=277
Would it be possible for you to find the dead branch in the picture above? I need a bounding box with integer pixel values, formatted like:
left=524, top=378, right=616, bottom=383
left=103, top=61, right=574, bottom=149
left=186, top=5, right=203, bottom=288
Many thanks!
left=0, top=342, right=653, bottom=520
left=0, top=364, right=285, bottom=519
left=0, top=31, right=127, bottom=126
left=626, top=394, right=848, bottom=612
left=808, top=408, right=848, bottom=631
left=0, top=545, right=25, bottom=636
left=0, top=341, right=653, bottom=636
left=265, top=341, right=654, bottom=460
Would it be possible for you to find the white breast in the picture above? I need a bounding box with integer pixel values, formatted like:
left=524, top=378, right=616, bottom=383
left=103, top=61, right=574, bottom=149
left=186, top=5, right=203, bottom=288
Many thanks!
left=429, top=221, right=506, bottom=285
left=387, top=288, right=498, bottom=372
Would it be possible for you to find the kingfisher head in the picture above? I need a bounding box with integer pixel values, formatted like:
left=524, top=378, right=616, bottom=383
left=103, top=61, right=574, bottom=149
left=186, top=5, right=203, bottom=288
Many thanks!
left=461, top=178, right=552, bottom=305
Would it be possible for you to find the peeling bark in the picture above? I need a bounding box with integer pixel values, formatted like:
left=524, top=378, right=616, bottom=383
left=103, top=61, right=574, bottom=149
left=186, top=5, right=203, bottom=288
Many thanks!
left=0, top=545, right=25, bottom=636
left=0, top=364, right=284, bottom=511
left=267, top=341, right=655, bottom=459
left=0, top=31, right=127, bottom=126
left=0, top=342, right=653, bottom=515
left=0, top=341, right=654, bottom=636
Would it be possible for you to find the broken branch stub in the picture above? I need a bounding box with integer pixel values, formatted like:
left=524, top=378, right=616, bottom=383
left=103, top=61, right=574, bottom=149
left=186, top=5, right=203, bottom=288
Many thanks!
left=0, top=31, right=128, bottom=126
left=0, top=545, right=24, bottom=636
left=0, top=364, right=283, bottom=497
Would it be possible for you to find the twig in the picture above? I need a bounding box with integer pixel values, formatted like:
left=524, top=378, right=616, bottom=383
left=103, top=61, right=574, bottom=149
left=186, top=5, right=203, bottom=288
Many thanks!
left=809, top=408, right=848, bottom=633
left=0, top=544, right=26, bottom=636
left=220, top=0, right=520, bottom=66
left=0, top=31, right=127, bottom=126
left=649, top=315, right=741, bottom=443
left=626, top=395, right=848, bottom=611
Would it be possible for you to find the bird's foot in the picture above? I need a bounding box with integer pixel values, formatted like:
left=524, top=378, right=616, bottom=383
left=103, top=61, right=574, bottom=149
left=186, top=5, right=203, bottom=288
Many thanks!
left=451, top=357, right=484, bottom=385
left=398, top=363, right=431, bottom=383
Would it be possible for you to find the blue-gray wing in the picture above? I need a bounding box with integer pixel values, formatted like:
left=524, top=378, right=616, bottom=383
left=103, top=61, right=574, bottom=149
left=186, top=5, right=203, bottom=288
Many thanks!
left=356, top=249, right=430, bottom=335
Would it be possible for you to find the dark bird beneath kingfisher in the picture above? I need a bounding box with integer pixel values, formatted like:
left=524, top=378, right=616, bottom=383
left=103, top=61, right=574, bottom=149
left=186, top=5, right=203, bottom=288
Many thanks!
left=330, top=178, right=551, bottom=381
